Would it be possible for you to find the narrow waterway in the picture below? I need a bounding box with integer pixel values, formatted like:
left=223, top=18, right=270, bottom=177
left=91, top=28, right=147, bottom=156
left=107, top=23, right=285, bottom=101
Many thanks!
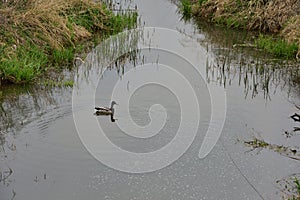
left=0, top=0, right=299, bottom=200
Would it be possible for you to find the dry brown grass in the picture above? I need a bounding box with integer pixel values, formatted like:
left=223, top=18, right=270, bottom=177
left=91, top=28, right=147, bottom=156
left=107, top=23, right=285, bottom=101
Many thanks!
left=246, top=0, right=298, bottom=32
left=191, top=0, right=300, bottom=58
left=282, top=15, right=300, bottom=58
left=0, top=0, right=108, bottom=50
left=193, top=0, right=298, bottom=31
left=0, top=0, right=126, bottom=84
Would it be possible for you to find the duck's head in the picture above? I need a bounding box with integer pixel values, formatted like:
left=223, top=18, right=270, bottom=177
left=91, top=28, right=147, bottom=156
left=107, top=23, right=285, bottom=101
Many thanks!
left=111, top=101, right=118, bottom=107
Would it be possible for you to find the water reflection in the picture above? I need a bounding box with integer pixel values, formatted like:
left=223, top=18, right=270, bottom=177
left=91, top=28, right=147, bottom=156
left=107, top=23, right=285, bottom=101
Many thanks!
left=0, top=83, right=73, bottom=189
left=193, top=21, right=300, bottom=99
left=207, top=58, right=299, bottom=99
left=0, top=85, right=68, bottom=144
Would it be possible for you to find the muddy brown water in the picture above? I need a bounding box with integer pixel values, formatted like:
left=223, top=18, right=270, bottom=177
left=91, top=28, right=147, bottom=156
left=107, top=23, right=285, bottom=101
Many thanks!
left=0, top=0, right=300, bottom=199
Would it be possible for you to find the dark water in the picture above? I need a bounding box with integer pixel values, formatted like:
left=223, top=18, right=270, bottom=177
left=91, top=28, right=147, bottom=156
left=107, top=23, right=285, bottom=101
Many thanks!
left=0, top=0, right=300, bottom=199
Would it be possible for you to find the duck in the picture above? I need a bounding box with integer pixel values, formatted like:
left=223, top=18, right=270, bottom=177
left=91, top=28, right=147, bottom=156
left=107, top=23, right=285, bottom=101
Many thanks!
left=95, top=101, right=118, bottom=115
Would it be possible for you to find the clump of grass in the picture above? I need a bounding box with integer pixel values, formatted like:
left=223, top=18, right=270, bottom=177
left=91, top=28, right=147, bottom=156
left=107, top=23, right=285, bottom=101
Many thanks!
left=62, top=80, right=74, bottom=87
left=52, top=48, right=75, bottom=66
left=255, top=34, right=299, bottom=59
left=180, top=0, right=192, bottom=19
left=0, top=44, right=48, bottom=83
left=0, top=0, right=137, bottom=84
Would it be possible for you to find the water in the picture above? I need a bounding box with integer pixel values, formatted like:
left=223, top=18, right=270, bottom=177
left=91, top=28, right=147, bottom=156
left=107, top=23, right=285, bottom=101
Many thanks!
left=1, top=0, right=300, bottom=199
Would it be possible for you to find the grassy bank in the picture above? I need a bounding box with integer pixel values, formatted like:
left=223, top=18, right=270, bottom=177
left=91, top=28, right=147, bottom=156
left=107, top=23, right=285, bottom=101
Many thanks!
left=181, top=0, right=300, bottom=59
left=0, top=0, right=137, bottom=84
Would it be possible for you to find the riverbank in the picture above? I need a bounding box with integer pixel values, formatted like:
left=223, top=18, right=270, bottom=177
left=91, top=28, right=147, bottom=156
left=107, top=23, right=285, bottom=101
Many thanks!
left=183, top=0, right=300, bottom=59
left=0, top=0, right=137, bottom=84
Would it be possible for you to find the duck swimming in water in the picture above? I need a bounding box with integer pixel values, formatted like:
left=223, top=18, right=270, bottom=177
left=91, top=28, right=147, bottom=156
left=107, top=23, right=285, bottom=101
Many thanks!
left=95, top=101, right=118, bottom=115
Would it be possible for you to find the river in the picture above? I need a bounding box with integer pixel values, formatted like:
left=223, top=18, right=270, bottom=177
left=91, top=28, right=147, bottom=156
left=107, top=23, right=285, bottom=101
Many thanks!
left=0, top=0, right=299, bottom=199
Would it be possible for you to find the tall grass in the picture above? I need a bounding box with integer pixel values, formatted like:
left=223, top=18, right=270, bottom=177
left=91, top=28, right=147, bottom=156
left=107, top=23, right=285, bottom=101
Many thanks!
left=0, top=0, right=137, bottom=84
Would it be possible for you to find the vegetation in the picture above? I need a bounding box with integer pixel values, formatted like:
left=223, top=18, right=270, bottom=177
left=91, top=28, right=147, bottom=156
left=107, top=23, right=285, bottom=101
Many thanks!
left=0, top=0, right=137, bottom=84
left=242, top=107, right=300, bottom=199
left=180, top=0, right=192, bottom=19
left=185, top=0, right=300, bottom=59
left=255, top=34, right=299, bottom=58
left=292, top=178, right=300, bottom=200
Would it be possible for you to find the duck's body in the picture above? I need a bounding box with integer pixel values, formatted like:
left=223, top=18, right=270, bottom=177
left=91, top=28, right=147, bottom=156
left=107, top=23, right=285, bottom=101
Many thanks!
left=95, top=101, right=117, bottom=115
left=95, top=107, right=114, bottom=115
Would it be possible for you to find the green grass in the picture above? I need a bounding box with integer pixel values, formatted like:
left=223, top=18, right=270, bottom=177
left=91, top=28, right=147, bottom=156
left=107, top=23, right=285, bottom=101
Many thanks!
left=255, top=34, right=298, bottom=59
left=106, top=12, right=138, bottom=35
left=52, top=48, right=75, bottom=66
left=66, top=5, right=107, bottom=33
left=180, top=0, right=192, bottom=19
left=0, top=44, right=48, bottom=83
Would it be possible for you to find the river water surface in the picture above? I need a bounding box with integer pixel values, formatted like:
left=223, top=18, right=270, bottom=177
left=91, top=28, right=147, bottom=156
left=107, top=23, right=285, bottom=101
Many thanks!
left=0, top=0, right=300, bottom=200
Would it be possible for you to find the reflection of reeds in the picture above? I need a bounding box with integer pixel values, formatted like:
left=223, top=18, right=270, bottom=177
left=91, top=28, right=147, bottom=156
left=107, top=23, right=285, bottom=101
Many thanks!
left=0, top=166, right=13, bottom=183
left=76, top=28, right=142, bottom=83
left=155, top=4, right=299, bottom=96
left=202, top=23, right=300, bottom=99
left=0, top=84, right=72, bottom=148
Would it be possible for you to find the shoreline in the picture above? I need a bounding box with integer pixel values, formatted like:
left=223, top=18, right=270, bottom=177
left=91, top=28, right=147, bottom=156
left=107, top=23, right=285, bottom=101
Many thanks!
left=0, top=0, right=137, bottom=85
left=182, top=0, right=300, bottom=59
